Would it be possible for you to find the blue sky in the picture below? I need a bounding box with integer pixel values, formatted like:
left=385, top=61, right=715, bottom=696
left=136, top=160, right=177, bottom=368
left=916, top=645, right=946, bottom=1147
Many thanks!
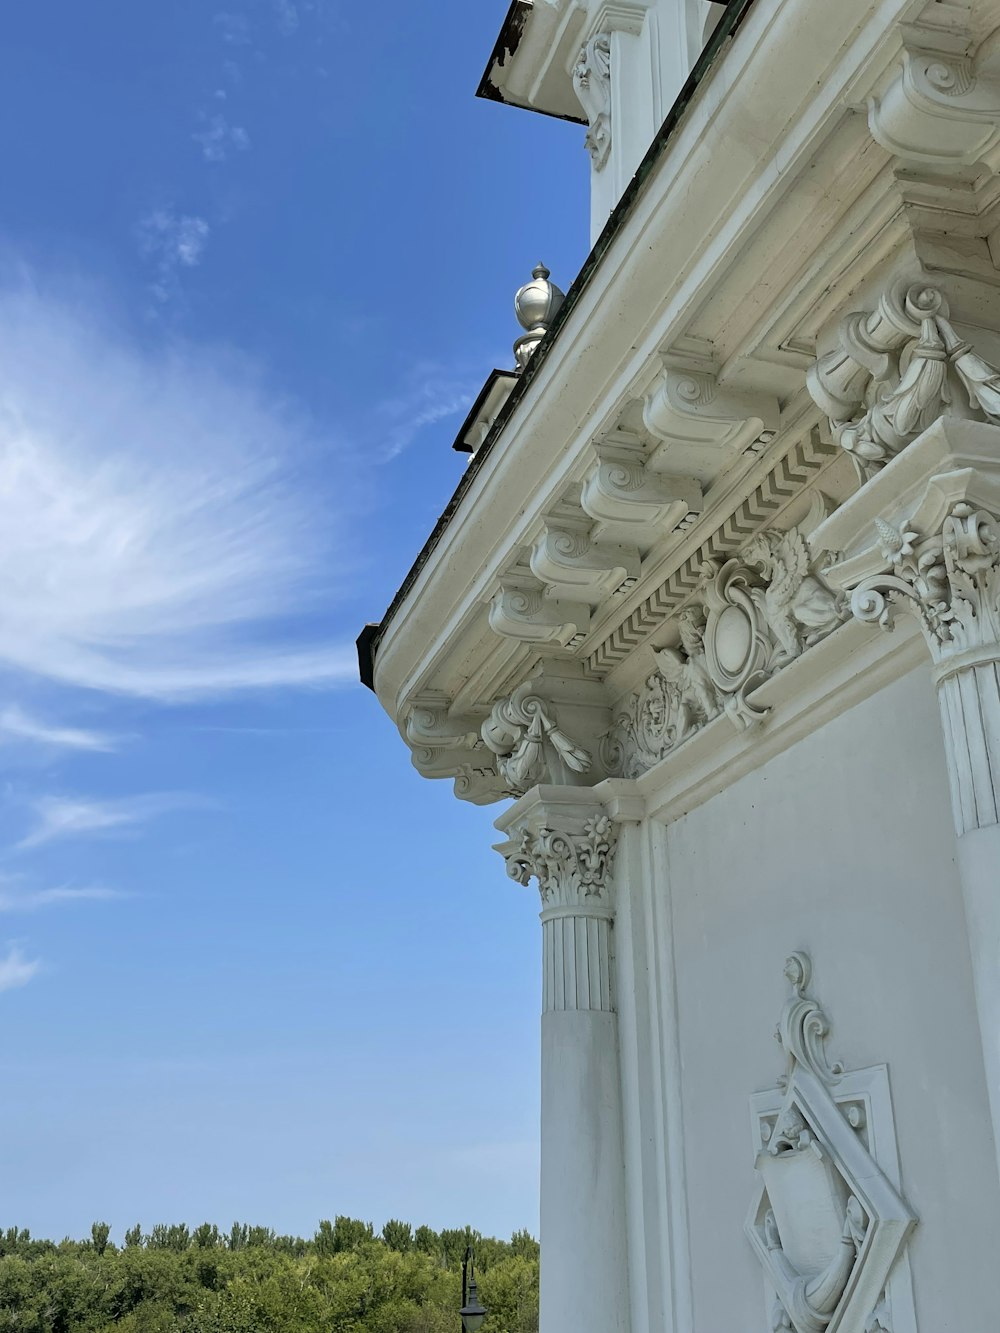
left=0, top=0, right=590, bottom=1242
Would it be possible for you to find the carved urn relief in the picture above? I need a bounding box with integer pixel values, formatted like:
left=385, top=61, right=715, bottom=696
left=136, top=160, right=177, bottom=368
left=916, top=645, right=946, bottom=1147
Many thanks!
left=746, top=956, right=917, bottom=1333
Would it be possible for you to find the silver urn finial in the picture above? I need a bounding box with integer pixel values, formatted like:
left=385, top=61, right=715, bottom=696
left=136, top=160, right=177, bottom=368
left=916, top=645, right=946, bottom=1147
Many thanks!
left=513, top=262, right=565, bottom=370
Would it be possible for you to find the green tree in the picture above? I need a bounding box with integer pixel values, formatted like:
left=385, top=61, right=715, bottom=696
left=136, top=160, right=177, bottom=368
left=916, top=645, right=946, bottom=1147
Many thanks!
left=381, top=1219, right=413, bottom=1253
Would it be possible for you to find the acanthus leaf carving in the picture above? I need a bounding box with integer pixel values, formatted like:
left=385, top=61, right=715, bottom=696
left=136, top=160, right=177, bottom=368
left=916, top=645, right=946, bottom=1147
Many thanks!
left=601, top=523, right=845, bottom=776
left=482, top=681, right=592, bottom=796
left=572, top=33, right=612, bottom=170
left=807, top=283, right=1000, bottom=481
left=849, top=502, right=1000, bottom=660
left=502, top=813, right=616, bottom=906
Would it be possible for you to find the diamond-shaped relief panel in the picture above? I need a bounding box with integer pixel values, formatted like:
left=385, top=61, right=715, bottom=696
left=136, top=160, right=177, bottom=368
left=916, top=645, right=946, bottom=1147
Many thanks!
left=745, top=957, right=917, bottom=1333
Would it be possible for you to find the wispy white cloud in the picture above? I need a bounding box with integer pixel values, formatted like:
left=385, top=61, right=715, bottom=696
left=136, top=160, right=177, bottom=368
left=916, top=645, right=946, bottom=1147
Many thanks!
left=138, top=209, right=210, bottom=304
left=0, top=706, right=121, bottom=753
left=0, top=945, right=41, bottom=992
left=376, top=366, right=476, bottom=462
left=213, top=11, right=251, bottom=45
left=273, top=0, right=300, bottom=34
left=0, top=881, right=122, bottom=911
left=17, top=793, right=200, bottom=852
left=0, top=284, right=356, bottom=700
left=194, top=113, right=250, bottom=163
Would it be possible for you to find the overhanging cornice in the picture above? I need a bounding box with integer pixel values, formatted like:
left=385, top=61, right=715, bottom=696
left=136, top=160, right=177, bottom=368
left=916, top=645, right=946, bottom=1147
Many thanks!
left=357, top=0, right=761, bottom=692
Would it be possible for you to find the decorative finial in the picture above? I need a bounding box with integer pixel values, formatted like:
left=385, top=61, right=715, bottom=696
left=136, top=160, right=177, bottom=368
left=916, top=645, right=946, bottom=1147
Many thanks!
left=513, top=262, right=565, bottom=371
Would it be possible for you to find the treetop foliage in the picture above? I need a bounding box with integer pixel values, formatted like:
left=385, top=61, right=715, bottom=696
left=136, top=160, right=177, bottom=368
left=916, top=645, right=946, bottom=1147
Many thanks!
left=0, top=1217, right=540, bottom=1333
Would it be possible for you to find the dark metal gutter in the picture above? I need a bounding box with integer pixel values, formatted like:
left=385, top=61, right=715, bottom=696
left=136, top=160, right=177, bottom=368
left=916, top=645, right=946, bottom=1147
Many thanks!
left=357, top=0, right=760, bottom=691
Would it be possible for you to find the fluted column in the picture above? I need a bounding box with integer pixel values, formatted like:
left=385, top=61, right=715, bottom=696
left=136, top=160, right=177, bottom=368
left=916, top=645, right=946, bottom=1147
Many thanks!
left=838, top=451, right=1000, bottom=1183
left=497, top=794, right=630, bottom=1333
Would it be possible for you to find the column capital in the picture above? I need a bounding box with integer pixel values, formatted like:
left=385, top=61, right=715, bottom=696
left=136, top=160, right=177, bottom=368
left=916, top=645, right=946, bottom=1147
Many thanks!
left=493, top=785, right=642, bottom=911
left=816, top=417, right=1000, bottom=675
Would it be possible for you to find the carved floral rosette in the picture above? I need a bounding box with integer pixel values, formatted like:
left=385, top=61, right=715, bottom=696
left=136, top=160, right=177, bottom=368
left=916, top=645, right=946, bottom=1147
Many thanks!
left=745, top=956, right=916, bottom=1333
left=849, top=503, right=1000, bottom=663
left=501, top=813, right=616, bottom=907
left=601, top=525, right=843, bottom=777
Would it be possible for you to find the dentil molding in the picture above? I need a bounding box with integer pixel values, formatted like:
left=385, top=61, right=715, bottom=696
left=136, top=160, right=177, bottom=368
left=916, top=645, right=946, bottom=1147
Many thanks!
left=746, top=955, right=917, bottom=1333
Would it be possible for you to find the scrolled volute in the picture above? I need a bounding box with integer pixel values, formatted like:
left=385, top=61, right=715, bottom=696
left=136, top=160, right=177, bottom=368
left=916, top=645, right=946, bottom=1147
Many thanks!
left=482, top=681, right=592, bottom=796
left=501, top=813, right=617, bottom=906
left=807, top=282, right=1000, bottom=481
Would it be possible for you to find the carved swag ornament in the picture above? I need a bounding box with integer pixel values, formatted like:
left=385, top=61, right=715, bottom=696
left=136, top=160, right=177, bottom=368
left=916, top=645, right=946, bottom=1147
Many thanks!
left=807, top=283, right=1000, bottom=481
left=481, top=681, right=592, bottom=796
left=602, top=525, right=843, bottom=776
left=746, top=955, right=916, bottom=1333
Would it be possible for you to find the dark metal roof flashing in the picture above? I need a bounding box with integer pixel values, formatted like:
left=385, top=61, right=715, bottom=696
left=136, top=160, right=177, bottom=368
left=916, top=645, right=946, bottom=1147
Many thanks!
left=357, top=0, right=760, bottom=692
left=476, top=0, right=588, bottom=126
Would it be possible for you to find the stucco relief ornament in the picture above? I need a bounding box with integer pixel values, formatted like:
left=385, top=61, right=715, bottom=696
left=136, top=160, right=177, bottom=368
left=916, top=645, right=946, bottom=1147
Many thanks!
left=504, top=814, right=616, bottom=905
left=572, top=33, right=612, bottom=170
left=601, top=526, right=845, bottom=775
left=481, top=681, right=591, bottom=795
left=746, top=955, right=916, bottom=1333
left=849, top=504, right=1000, bottom=659
left=807, top=284, right=1000, bottom=482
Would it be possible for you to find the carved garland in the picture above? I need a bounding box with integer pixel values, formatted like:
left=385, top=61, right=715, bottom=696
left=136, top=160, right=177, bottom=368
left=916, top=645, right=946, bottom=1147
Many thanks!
left=807, top=283, right=1000, bottom=481
left=481, top=680, right=592, bottom=795
left=602, top=525, right=844, bottom=777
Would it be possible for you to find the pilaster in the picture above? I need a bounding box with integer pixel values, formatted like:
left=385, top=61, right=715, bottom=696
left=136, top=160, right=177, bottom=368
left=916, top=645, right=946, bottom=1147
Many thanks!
left=817, top=414, right=1000, bottom=1185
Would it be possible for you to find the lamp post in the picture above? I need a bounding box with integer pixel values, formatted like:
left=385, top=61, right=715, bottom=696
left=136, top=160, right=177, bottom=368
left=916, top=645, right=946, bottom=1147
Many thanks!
left=460, top=1245, right=487, bottom=1333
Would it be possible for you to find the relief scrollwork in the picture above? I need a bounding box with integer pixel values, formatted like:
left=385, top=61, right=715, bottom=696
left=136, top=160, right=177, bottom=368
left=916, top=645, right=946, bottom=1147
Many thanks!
left=502, top=814, right=616, bottom=906
left=807, top=282, right=1000, bottom=481
left=746, top=955, right=916, bottom=1333
left=602, top=524, right=845, bottom=776
left=481, top=680, right=592, bottom=796
left=849, top=502, right=1000, bottom=661
left=572, top=33, right=612, bottom=170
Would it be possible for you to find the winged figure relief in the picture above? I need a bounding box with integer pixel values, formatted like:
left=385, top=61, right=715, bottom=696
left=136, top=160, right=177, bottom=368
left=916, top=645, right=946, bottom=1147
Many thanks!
left=653, top=609, right=721, bottom=734
left=744, top=529, right=842, bottom=664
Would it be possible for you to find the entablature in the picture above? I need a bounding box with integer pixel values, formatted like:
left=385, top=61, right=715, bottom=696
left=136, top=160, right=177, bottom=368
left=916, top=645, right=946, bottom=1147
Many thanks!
left=367, top=0, right=1000, bottom=814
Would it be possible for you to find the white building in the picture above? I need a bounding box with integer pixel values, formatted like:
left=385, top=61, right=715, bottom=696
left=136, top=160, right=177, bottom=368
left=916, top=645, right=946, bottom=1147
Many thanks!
left=358, top=1, right=1000, bottom=1329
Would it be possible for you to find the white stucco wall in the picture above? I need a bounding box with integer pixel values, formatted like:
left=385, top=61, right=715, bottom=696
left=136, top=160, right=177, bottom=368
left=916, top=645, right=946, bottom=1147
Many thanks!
left=657, top=666, right=1000, bottom=1331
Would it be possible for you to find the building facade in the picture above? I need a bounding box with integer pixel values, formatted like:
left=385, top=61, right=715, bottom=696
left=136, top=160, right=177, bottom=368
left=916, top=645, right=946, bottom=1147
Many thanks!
left=359, top=1, right=1000, bottom=1329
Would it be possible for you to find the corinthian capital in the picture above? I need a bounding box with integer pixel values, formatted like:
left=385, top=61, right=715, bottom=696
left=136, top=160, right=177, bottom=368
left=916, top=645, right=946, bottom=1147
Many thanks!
left=498, top=811, right=618, bottom=908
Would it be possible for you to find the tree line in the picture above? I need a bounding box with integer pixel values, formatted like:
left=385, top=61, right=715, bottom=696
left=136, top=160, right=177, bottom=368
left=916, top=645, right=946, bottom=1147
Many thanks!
left=0, top=1217, right=539, bottom=1333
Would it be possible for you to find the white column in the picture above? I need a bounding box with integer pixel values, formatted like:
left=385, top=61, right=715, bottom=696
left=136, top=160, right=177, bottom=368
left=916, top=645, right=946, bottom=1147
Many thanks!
left=936, top=658, right=1000, bottom=1167
left=498, top=799, right=630, bottom=1333
left=845, top=487, right=1000, bottom=1185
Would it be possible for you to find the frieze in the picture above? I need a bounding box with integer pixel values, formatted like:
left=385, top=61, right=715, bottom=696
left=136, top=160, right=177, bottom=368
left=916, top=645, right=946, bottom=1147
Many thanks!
left=601, top=525, right=844, bottom=777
